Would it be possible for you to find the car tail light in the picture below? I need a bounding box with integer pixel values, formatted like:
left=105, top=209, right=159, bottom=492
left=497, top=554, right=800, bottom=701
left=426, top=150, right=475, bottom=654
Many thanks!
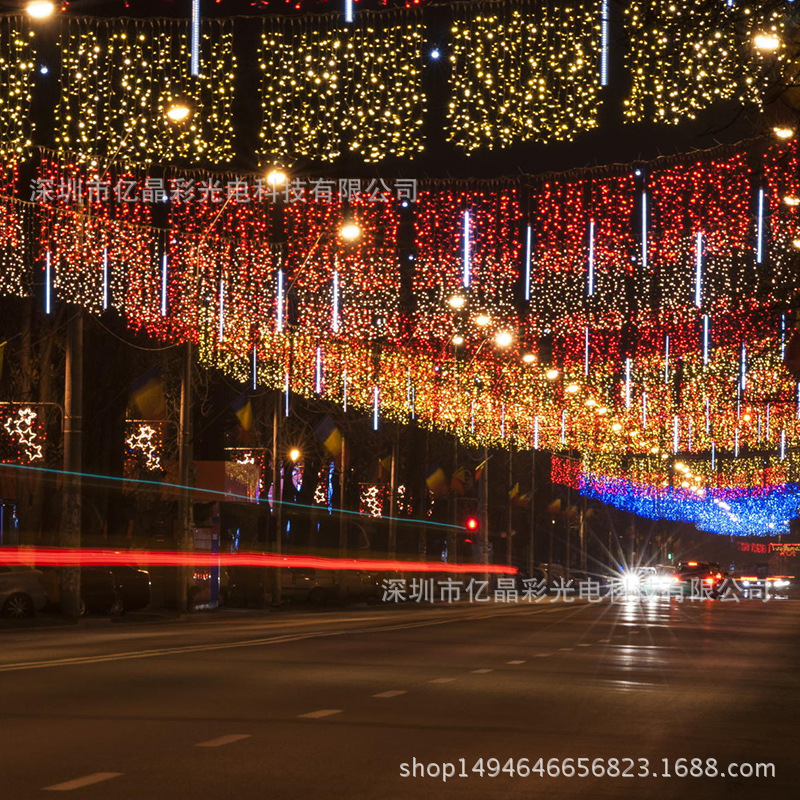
left=704, top=577, right=714, bottom=585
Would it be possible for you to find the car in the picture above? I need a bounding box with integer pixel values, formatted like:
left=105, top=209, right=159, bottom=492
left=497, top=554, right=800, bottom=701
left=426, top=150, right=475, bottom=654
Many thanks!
left=641, top=565, right=678, bottom=595
left=38, top=566, right=151, bottom=615
left=0, top=565, right=48, bottom=618
left=673, top=562, right=724, bottom=598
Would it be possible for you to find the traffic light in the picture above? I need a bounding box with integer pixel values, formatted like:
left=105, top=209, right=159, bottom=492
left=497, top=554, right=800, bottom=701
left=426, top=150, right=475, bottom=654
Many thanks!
left=464, top=516, right=479, bottom=542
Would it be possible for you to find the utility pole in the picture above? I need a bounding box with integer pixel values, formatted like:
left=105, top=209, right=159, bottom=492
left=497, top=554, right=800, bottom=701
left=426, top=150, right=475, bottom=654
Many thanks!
left=338, top=433, right=347, bottom=559
left=506, top=445, right=513, bottom=566
left=528, top=448, right=536, bottom=576
left=388, top=429, right=398, bottom=559
left=272, top=391, right=282, bottom=605
left=481, top=445, right=489, bottom=576
left=579, top=496, right=587, bottom=571
left=59, top=311, right=83, bottom=618
left=176, top=342, right=193, bottom=613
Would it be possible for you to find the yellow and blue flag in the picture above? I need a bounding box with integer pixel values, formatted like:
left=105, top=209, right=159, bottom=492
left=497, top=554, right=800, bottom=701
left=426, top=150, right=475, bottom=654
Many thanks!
left=314, top=415, right=342, bottom=460
left=426, top=464, right=448, bottom=497
left=231, top=392, right=253, bottom=431
left=130, top=365, right=166, bottom=419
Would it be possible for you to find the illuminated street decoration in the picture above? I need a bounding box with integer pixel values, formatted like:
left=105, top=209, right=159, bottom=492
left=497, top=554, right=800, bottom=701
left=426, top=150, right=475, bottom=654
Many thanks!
left=2, top=406, right=44, bottom=462
left=125, top=422, right=163, bottom=471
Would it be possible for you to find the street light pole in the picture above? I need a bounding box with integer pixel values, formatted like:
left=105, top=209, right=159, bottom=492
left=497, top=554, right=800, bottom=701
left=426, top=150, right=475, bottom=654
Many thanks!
left=176, top=342, right=193, bottom=613
left=272, top=391, right=282, bottom=605
left=59, top=311, right=83, bottom=618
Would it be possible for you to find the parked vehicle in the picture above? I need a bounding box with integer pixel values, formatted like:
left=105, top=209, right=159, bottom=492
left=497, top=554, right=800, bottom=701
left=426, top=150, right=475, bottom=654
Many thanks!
left=38, top=565, right=151, bottom=615
left=0, top=565, right=48, bottom=618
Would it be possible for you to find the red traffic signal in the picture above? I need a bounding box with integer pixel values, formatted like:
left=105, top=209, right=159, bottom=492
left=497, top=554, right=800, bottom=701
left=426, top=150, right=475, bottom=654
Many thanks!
left=465, top=516, right=479, bottom=532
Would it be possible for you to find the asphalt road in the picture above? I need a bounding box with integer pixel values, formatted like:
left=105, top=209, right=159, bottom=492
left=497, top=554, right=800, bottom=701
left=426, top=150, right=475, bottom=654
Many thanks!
left=1, top=598, right=798, bottom=799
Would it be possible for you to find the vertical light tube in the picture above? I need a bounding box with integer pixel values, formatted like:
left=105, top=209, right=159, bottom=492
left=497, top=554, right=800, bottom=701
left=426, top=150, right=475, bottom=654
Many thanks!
left=315, top=346, right=322, bottom=394
left=470, top=400, right=475, bottom=434
left=740, top=343, right=747, bottom=391
left=711, top=442, right=716, bottom=471
left=766, top=403, right=771, bottom=441
left=584, top=326, right=590, bottom=376
left=624, top=357, right=632, bottom=410
left=561, top=410, right=566, bottom=446
left=587, top=219, right=595, bottom=296
left=160, top=253, right=168, bottom=317
left=664, top=335, right=670, bottom=384
left=345, top=0, right=354, bottom=23
left=524, top=224, right=532, bottom=301
left=501, top=404, right=506, bottom=439
left=673, top=415, right=679, bottom=454
left=276, top=268, right=284, bottom=332
left=462, top=210, right=471, bottom=288
left=641, top=391, right=647, bottom=429
left=756, top=187, right=765, bottom=264
left=251, top=346, right=257, bottom=391
left=694, top=231, right=703, bottom=308
left=641, top=190, right=648, bottom=267
left=702, top=314, right=710, bottom=364
left=332, top=271, right=340, bottom=333
left=781, top=429, right=786, bottom=461
left=218, top=280, right=225, bottom=342
left=600, top=0, right=610, bottom=87
left=45, top=250, right=51, bottom=314
left=411, top=386, right=416, bottom=420
left=533, top=415, right=540, bottom=450
left=373, top=385, right=379, bottom=431
left=102, top=248, right=109, bottom=311
left=343, top=369, right=348, bottom=412
left=734, top=429, right=739, bottom=458
left=406, top=366, right=411, bottom=411
left=705, top=396, right=711, bottom=434
left=284, top=372, right=290, bottom=417
left=191, top=0, right=200, bottom=77
left=781, top=313, right=786, bottom=360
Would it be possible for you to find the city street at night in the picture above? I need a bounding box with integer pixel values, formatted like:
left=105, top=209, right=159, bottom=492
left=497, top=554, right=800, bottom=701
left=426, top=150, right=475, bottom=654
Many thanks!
left=2, top=599, right=797, bottom=798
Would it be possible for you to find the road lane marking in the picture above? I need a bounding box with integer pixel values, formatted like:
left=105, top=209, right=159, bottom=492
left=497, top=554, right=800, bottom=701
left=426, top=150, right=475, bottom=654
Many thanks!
left=298, top=709, right=343, bottom=719
left=534, top=653, right=552, bottom=657
left=631, top=630, right=641, bottom=634
left=373, top=690, right=407, bottom=698
left=471, top=668, right=493, bottom=674
left=0, top=604, right=594, bottom=674
left=196, top=734, right=251, bottom=748
left=577, top=643, right=591, bottom=647
left=506, top=660, right=525, bottom=664
left=429, top=677, right=455, bottom=683
left=558, top=647, right=573, bottom=652
left=44, top=773, right=123, bottom=791
left=597, top=638, right=611, bottom=643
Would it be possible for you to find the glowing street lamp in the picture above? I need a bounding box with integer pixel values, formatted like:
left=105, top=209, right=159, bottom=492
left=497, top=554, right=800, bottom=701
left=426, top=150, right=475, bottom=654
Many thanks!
left=266, top=168, right=289, bottom=187
left=288, top=448, right=301, bottom=462
left=447, top=294, right=467, bottom=310
left=521, top=352, right=537, bottom=364
left=754, top=33, right=781, bottom=52
left=773, top=126, right=795, bottom=141
left=545, top=368, right=560, bottom=380
left=474, top=313, right=491, bottom=328
left=494, top=330, right=514, bottom=348
left=26, top=1, right=55, bottom=19
left=339, top=221, right=362, bottom=241
left=165, top=102, right=193, bottom=123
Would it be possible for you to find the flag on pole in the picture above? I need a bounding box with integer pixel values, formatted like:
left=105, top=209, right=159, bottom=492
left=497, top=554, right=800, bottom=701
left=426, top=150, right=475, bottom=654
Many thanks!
left=450, top=466, right=467, bottom=495
left=130, top=365, right=166, bottom=419
left=425, top=464, right=448, bottom=497
left=474, top=458, right=487, bottom=482
left=378, top=453, right=392, bottom=482
left=314, top=414, right=343, bottom=460
left=230, top=392, right=253, bottom=431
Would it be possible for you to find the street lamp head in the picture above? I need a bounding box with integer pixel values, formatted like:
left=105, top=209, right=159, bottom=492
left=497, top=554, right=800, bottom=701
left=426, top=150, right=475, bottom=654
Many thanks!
left=545, top=368, right=560, bottom=380
left=288, top=448, right=301, bottom=462
left=793, top=238, right=800, bottom=249
left=26, top=1, right=55, bottom=19
left=522, top=352, right=537, bottom=364
left=266, top=167, right=289, bottom=187
left=494, top=330, right=514, bottom=348
left=165, top=102, right=193, bottom=123
left=783, top=194, right=800, bottom=207
left=451, top=334, right=465, bottom=346
left=473, top=313, right=491, bottom=328
left=773, top=125, right=795, bottom=141
left=339, top=221, right=362, bottom=241
left=447, top=294, right=467, bottom=310
left=754, top=33, right=781, bottom=52
left=566, top=383, right=579, bottom=394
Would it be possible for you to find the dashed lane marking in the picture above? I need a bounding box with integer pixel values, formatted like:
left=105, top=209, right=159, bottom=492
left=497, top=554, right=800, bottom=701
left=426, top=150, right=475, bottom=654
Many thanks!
left=44, top=773, right=123, bottom=792
left=196, top=735, right=251, bottom=748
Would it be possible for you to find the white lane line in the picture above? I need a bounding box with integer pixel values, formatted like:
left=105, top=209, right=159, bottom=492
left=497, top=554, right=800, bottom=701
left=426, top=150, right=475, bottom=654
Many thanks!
left=597, top=638, right=611, bottom=643
left=0, top=605, right=589, bottom=674
left=506, top=660, right=526, bottom=665
left=631, top=630, right=641, bottom=634
left=298, top=709, right=343, bottom=719
left=44, top=773, right=123, bottom=792
left=558, top=647, right=573, bottom=652
left=429, top=677, right=456, bottom=683
left=196, top=734, right=251, bottom=748
left=471, top=668, right=493, bottom=674
left=534, top=653, right=552, bottom=657
left=373, top=690, right=407, bottom=698
left=577, top=643, right=591, bottom=647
